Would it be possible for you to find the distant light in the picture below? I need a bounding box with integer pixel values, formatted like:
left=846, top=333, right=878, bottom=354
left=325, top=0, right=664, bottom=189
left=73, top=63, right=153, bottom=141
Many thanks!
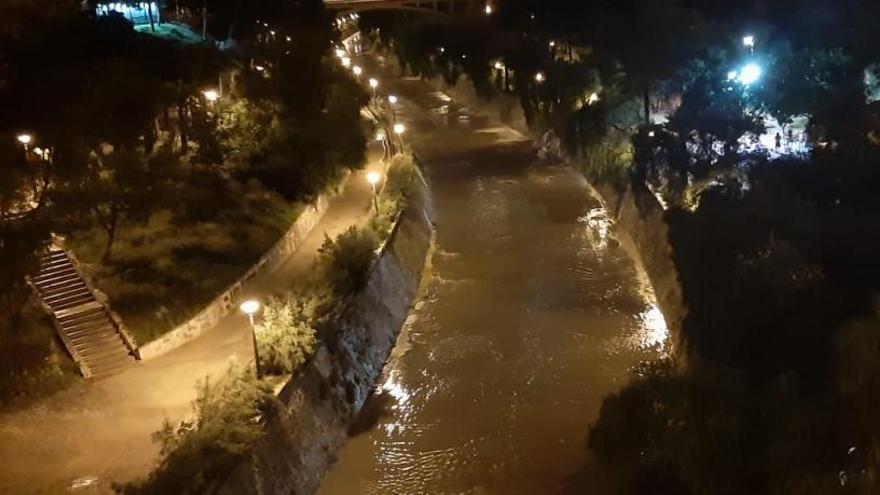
left=549, top=41, right=556, bottom=48
left=737, top=63, right=762, bottom=85
left=353, top=65, right=363, bottom=76
left=648, top=131, right=655, bottom=137
left=335, top=48, right=345, bottom=58
left=484, top=4, right=493, bottom=15
left=254, top=65, right=265, bottom=72
left=393, top=123, right=406, bottom=135
left=588, top=92, right=600, bottom=105
left=727, top=70, right=739, bottom=81
left=439, top=46, right=445, bottom=54
left=269, top=30, right=276, bottom=36
left=494, top=61, right=505, bottom=70
left=16, top=133, right=32, bottom=145
left=286, top=36, right=292, bottom=42
left=341, top=56, right=351, bottom=68
left=535, top=72, right=545, bottom=83
left=202, top=89, right=219, bottom=102
left=369, top=78, right=379, bottom=89
left=388, top=95, right=398, bottom=104
left=375, top=132, right=385, bottom=141
left=743, top=35, right=755, bottom=48
left=367, top=171, right=381, bottom=185
left=239, top=300, right=260, bottom=316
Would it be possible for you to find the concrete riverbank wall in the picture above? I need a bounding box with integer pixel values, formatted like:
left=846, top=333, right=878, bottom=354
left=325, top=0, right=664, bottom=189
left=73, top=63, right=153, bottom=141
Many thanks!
left=594, top=182, right=687, bottom=349
left=214, top=178, right=435, bottom=495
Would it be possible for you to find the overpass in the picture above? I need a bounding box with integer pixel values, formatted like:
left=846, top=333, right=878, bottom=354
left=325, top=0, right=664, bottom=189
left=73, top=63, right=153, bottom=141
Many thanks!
left=324, top=0, right=482, bottom=16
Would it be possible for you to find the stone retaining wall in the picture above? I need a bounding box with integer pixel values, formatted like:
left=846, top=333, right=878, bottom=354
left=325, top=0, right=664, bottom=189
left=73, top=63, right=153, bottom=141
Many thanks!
left=213, top=176, right=435, bottom=495
left=139, top=194, right=332, bottom=361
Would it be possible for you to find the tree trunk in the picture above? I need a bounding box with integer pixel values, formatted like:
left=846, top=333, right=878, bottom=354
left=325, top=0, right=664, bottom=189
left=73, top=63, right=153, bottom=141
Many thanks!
left=202, top=0, right=208, bottom=41
left=147, top=2, right=155, bottom=32
left=226, top=0, right=242, bottom=42
left=178, top=98, right=189, bottom=152
left=643, top=85, right=651, bottom=126
left=101, top=207, right=119, bottom=263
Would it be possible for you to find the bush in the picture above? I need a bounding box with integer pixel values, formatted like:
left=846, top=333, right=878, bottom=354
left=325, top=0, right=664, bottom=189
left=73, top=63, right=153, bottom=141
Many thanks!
left=317, top=226, right=380, bottom=295
left=121, top=362, right=272, bottom=495
left=255, top=297, right=317, bottom=376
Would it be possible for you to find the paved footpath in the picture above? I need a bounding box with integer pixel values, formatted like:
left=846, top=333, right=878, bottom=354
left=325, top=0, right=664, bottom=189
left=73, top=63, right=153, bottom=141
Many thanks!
left=0, top=144, right=382, bottom=494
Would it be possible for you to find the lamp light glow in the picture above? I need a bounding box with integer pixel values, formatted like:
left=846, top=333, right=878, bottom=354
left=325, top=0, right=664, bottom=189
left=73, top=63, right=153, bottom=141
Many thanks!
left=367, top=171, right=381, bottom=185
left=240, top=300, right=260, bottom=316
left=16, top=134, right=32, bottom=145
left=737, top=63, right=762, bottom=85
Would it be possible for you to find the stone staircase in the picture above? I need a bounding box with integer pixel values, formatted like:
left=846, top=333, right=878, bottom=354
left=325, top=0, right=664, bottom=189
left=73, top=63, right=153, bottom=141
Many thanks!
left=32, top=248, right=137, bottom=378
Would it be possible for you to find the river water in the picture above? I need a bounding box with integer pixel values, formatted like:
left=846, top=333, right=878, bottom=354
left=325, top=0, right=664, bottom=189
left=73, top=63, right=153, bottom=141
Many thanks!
left=319, top=61, right=668, bottom=494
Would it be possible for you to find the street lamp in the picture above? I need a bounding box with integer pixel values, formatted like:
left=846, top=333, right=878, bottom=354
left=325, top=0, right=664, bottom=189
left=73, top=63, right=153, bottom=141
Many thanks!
left=239, top=299, right=262, bottom=379
left=341, top=56, right=351, bottom=68
left=743, top=34, right=755, bottom=53
left=202, top=89, right=220, bottom=104
left=484, top=4, right=493, bottom=15
left=367, top=171, right=381, bottom=214
left=16, top=133, right=32, bottom=152
left=353, top=65, right=363, bottom=78
left=369, top=78, right=379, bottom=101
left=737, top=63, right=762, bottom=85
left=388, top=95, right=398, bottom=122
left=535, top=72, right=545, bottom=84
left=335, top=48, right=346, bottom=58
left=393, top=123, right=406, bottom=151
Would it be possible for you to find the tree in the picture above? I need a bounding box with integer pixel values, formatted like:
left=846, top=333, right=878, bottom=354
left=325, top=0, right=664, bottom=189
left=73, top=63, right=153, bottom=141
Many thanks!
left=254, top=297, right=317, bottom=375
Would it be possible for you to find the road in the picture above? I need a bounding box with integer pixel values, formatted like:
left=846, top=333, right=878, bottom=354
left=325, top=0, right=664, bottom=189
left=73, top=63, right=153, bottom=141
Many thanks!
left=318, top=53, right=669, bottom=494
left=0, top=147, right=382, bottom=494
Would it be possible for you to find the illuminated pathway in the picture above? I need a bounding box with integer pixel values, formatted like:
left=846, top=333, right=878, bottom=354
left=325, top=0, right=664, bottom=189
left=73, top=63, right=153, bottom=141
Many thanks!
left=0, top=150, right=382, bottom=494
left=319, top=54, right=669, bottom=494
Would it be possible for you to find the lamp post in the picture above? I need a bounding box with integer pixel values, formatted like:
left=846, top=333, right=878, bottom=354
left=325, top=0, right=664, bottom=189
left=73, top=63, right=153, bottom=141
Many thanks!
left=743, top=35, right=755, bottom=54
left=202, top=89, right=220, bottom=109
left=393, top=123, right=406, bottom=152
left=367, top=171, right=381, bottom=215
left=16, top=133, right=32, bottom=153
left=369, top=78, right=379, bottom=106
left=388, top=95, right=398, bottom=122
left=239, top=300, right=262, bottom=379
left=341, top=56, right=352, bottom=68
left=535, top=72, right=545, bottom=84
left=353, top=65, right=363, bottom=79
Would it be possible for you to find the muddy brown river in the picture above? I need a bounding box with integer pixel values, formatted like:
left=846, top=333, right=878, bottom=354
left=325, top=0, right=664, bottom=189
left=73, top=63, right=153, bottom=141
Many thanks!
left=319, top=58, right=668, bottom=494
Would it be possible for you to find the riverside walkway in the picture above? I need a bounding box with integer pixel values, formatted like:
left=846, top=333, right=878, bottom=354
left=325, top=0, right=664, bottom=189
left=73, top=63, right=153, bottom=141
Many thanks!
left=0, top=147, right=382, bottom=494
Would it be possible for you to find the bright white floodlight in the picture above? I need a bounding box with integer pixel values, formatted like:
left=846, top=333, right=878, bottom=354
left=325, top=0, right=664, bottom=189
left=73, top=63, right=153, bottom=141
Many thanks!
left=737, top=63, right=762, bottom=85
left=743, top=35, right=755, bottom=48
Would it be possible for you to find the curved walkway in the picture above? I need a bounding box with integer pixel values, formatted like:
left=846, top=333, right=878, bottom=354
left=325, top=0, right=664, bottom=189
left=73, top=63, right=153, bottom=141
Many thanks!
left=0, top=146, right=382, bottom=494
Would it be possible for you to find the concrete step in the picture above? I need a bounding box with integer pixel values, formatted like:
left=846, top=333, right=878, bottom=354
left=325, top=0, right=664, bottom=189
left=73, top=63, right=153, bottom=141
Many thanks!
left=34, top=266, right=77, bottom=282
left=89, top=357, right=134, bottom=378
left=53, top=296, right=96, bottom=311
left=44, top=287, right=93, bottom=305
left=57, top=306, right=105, bottom=323
left=77, top=343, right=128, bottom=361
